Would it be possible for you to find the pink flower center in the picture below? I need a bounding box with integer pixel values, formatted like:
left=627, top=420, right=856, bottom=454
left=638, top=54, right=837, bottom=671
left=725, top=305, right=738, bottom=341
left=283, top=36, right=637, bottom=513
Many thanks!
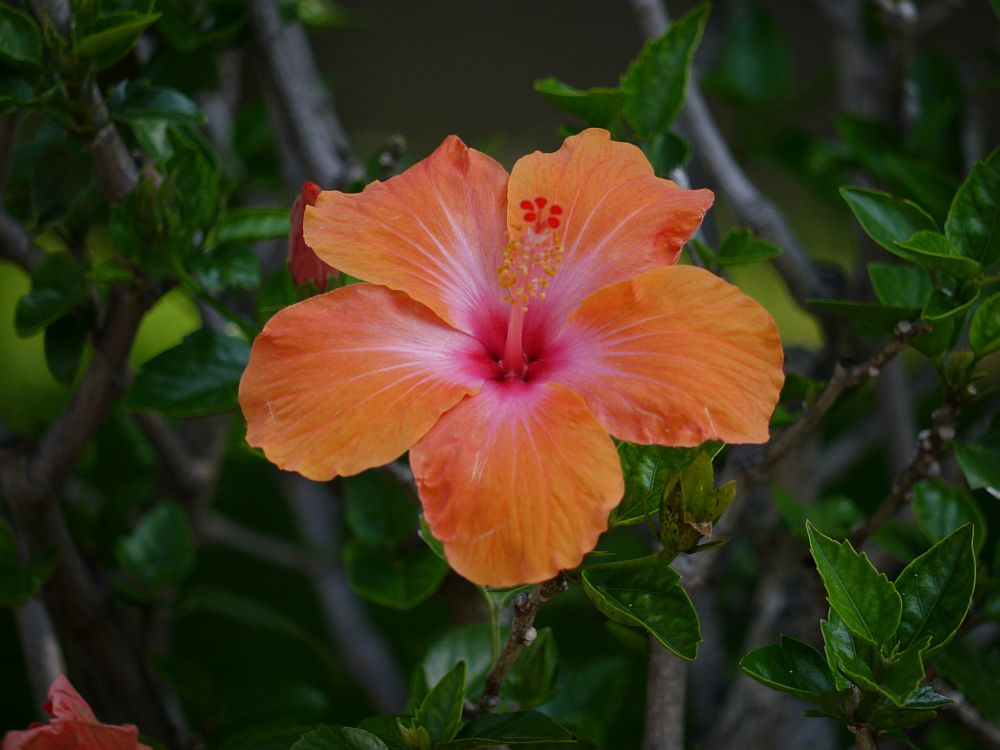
left=498, top=196, right=564, bottom=378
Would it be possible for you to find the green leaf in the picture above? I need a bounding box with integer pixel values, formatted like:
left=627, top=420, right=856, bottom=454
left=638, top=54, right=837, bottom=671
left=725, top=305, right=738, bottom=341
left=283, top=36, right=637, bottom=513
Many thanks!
left=894, top=524, right=976, bottom=653
left=805, top=299, right=918, bottom=332
left=832, top=651, right=883, bottom=695
left=971, top=291, right=1000, bottom=357
left=945, top=146, right=1000, bottom=267
left=44, top=312, right=90, bottom=387
left=190, top=245, right=261, bottom=294
left=109, top=81, right=203, bottom=123
left=642, top=131, right=691, bottom=177
left=125, top=330, right=250, bottom=417
left=0, top=74, right=34, bottom=105
left=87, top=261, right=134, bottom=284
left=291, top=727, right=389, bottom=750
left=840, top=186, right=937, bottom=257
left=214, top=207, right=291, bottom=246
left=396, top=720, right=431, bottom=750
left=416, top=661, right=465, bottom=744
left=954, top=434, right=1000, bottom=494
left=581, top=563, right=701, bottom=660
left=869, top=708, right=937, bottom=731
left=740, top=635, right=845, bottom=708
left=806, top=522, right=902, bottom=645
left=921, top=285, right=979, bottom=322
left=880, top=638, right=930, bottom=706
left=14, top=253, right=88, bottom=337
left=622, top=4, right=709, bottom=138
left=423, top=624, right=494, bottom=700
left=659, top=450, right=735, bottom=557
left=0, top=518, right=59, bottom=608
left=774, top=492, right=863, bottom=541
left=820, top=610, right=872, bottom=691
left=257, top=263, right=297, bottom=322
left=345, top=471, right=418, bottom=549
left=912, top=480, right=987, bottom=554
left=612, top=441, right=722, bottom=526
left=356, top=716, right=411, bottom=750
left=715, top=229, right=782, bottom=266
left=704, top=1, right=791, bottom=105
left=508, top=627, right=559, bottom=708
left=31, top=144, right=93, bottom=227
left=869, top=685, right=954, bottom=731
left=115, top=502, right=196, bottom=600
left=75, top=11, right=161, bottom=68
left=867, top=263, right=932, bottom=308
left=533, top=78, right=628, bottom=129
left=178, top=585, right=339, bottom=674
left=894, top=231, right=980, bottom=279
left=417, top=514, right=446, bottom=561
left=0, top=4, right=42, bottom=67
left=344, top=542, right=447, bottom=609
left=438, top=711, right=575, bottom=748
left=934, top=639, right=1000, bottom=724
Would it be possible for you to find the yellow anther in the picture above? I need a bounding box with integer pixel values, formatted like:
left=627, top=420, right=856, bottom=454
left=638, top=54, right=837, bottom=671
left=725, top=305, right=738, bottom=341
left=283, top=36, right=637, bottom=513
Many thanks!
left=497, top=225, right=564, bottom=308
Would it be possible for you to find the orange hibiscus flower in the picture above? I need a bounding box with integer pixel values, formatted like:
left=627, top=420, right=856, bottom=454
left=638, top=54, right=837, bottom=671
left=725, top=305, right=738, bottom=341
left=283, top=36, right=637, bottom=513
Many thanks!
left=239, top=128, right=783, bottom=587
left=2, top=675, right=153, bottom=750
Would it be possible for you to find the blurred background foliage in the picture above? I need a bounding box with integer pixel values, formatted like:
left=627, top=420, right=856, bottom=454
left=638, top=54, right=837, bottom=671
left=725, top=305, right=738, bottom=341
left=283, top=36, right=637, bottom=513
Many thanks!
left=1, top=1, right=999, bottom=749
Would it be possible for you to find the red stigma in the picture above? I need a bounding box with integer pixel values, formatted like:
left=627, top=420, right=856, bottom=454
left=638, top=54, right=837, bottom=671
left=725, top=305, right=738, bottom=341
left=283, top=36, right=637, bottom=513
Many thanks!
left=516, top=196, right=564, bottom=234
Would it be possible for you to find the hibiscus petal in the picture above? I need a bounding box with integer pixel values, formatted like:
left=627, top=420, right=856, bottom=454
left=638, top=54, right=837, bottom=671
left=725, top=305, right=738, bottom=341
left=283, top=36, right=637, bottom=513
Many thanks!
left=543, top=266, right=784, bottom=446
left=506, top=128, right=713, bottom=347
left=40, top=723, right=140, bottom=750
left=411, top=381, right=623, bottom=587
left=239, top=284, right=493, bottom=480
left=304, top=136, right=510, bottom=351
left=43, top=676, right=96, bottom=723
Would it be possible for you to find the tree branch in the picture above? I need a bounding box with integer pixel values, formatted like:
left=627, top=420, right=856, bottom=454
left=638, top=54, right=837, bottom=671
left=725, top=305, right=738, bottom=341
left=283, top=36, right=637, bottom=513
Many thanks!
left=631, top=0, right=831, bottom=307
left=641, top=641, right=687, bottom=750
left=248, top=0, right=358, bottom=189
left=14, top=598, right=66, bottom=710
left=474, top=575, right=568, bottom=714
left=285, top=477, right=408, bottom=714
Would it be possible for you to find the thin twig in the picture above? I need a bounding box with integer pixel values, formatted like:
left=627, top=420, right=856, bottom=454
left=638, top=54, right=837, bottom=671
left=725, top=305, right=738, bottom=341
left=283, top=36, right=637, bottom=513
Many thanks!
left=201, top=511, right=322, bottom=574
left=849, top=397, right=959, bottom=548
left=474, top=575, right=568, bottom=714
left=0, top=211, right=42, bottom=272
left=750, top=320, right=931, bottom=482
left=935, top=683, right=1000, bottom=749
left=849, top=724, right=880, bottom=750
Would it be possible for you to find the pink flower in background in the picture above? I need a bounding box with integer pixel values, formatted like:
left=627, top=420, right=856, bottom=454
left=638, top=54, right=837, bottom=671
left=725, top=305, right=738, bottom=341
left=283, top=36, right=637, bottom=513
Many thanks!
left=288, top=181, right=338, bottom=290
left=2, top=676, right=153, bottom=750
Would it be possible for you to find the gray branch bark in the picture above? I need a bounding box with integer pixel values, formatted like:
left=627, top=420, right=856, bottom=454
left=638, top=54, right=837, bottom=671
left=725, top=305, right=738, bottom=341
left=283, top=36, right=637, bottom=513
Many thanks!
left=248, top=0, right=357, bottom=189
